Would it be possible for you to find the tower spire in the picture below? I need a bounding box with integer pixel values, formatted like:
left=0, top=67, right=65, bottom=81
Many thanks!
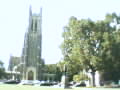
left=40, top=7, right=42, bottom=25
left=39, top=7, right=42, bottom=35
left=29, top=5, right=32, bottom=31
left=39, top=7, right=42, bottom=58
left=29, top=5, right=32, bottom=16
left=40, top=7, right=42, bottom=17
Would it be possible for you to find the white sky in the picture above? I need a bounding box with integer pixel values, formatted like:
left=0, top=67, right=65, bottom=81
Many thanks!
left=0, top=0, right=120, bottom=69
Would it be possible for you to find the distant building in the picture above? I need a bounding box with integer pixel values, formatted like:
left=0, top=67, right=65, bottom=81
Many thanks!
left=8, top=56, right=21, bottom=71
left=7, top=56, right=21, bottom=80
left=20, top=6, right=44, bottom=80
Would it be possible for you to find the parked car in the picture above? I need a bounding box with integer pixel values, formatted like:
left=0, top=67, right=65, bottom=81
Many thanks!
left=19, top=80, right=41, bottom=85
left=4, top=80, right=20, bottom=84
left=19, top=80, right=34, bottom=85
left=72, top=82, right=86, bottom=87
left=40, top=82, right=53, bottom=86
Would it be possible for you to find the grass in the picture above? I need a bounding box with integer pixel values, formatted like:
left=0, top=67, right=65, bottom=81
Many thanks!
left=0, top=84, right=71, bottom=90
left=0, top=84, right=120, bottom=90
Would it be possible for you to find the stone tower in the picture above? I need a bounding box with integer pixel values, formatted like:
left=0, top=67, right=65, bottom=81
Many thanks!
left=21, top=6, right=43, bottom=80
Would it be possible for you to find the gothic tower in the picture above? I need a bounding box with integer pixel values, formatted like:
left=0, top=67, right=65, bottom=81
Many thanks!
left=21, top=6, right=43, bottom=80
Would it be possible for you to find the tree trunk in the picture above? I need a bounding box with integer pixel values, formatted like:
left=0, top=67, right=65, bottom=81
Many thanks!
left=91, top=71, right=96, bottom=87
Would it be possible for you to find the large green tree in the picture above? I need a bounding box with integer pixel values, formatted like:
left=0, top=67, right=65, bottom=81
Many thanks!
left=99, top=13, right=120, bottom=82
left=61, top=13, right=120, bottom=86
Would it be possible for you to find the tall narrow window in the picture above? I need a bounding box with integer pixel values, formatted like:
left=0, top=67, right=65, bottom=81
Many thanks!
left=35, top=20, right=37, bottom=32
left=31, top=19, right=33, bottom=30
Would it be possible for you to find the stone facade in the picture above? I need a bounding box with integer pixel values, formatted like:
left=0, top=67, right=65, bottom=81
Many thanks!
left=21, top=7, right=43, bottom=80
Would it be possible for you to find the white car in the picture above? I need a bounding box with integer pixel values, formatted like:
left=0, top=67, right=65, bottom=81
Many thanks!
left=18, top=80, right=34, bottom=85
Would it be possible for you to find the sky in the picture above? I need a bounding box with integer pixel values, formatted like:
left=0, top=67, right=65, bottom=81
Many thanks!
left=0, top=0, right=120, bottom=69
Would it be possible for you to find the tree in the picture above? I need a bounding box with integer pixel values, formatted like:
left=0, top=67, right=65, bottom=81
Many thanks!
left=57, top=58, right=83, bottom=81
left=0, top=60, right=6, bottom=79
left=43, top=64, right=62, bottom=81
left=99, top=13, right=120, bottom=82
left=44, top=64, right=57, bottom=74
left=61, top=17, right=102, bottom=86
left=61, top=13, right=120, bottom=86
left=73, top=73, right=89, bottom=82
left=101, top=31, right=120, bottom=82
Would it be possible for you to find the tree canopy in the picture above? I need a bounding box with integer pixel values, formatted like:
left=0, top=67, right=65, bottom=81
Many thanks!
left=61, top=13, right=120, bottom=86
left=0, top=60, right=6, bottom=79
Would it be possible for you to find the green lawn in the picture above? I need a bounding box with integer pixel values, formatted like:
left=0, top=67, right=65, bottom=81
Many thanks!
left=1, top=84, right=71, bottom=90
left=0, top=84, right=120, bottom=90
